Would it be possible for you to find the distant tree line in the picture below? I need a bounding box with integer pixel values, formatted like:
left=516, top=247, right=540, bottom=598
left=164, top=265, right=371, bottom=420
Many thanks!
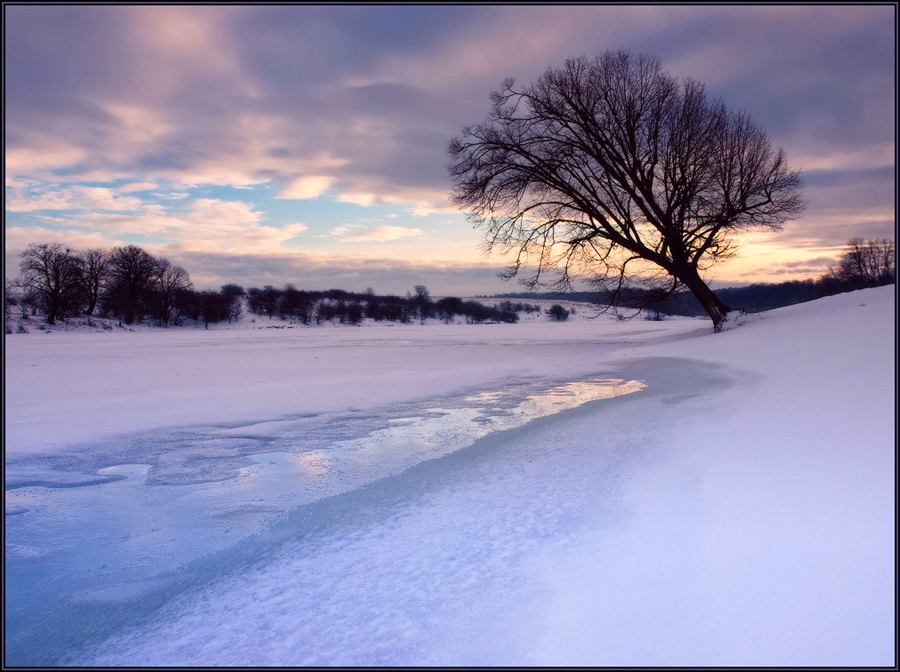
left=244, top=284, right=523, bottom=325
left=6, top=244, right=536, bottom=329
left=7, top=238, right=892, bottom=330
left=9, top=243, right=241, bottom=328
left=488, top=238, right=895, bottom=318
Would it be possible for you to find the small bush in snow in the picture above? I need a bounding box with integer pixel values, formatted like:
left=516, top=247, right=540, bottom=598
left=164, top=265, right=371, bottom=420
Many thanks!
left=548, top=304, right=569, bottom=321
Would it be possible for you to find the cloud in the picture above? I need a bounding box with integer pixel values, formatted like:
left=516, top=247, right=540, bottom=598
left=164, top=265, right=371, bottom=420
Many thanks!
left=5, top=145, right=90, bottom=179
left=117, top=182, right=159, bottom=193
left=5, top=186, right=147, bottom=213
left=152, top=192, right=190, bottom=200
left=331, top=224, right=423, bottom=242
left=102, top=103, right=175, bottom=145
left=6, top=195, right=308, bottom=258
left=169, top=249, right=515, bottom=295
left=790, top=147, right=894, bottom=173
left=4, top=5, right=894, bottom=275
left=164, top=199, right=309, bottom=253
left=278, top=176, right=334, bottom=199
left=5, top=226, right=126, bottom=255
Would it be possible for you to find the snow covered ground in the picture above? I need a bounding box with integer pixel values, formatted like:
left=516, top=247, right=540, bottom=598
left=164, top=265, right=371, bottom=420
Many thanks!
left=4, top=286, right=896, bottom=666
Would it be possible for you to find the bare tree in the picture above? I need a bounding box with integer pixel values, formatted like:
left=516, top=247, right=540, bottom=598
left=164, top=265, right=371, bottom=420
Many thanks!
left=220, top=284, right=244, bottom=322
left=152, top=258, right=192, bottom=326
left=81, top=248, right=110, bottom=316
left=823, top=238, right=895, bottom=290
left=18, top=243, right=85, bottom=324
left=448, top=50, right=805, bottom=330
left=413, top=284, right=433, bottom=323
left=106, top=245, right=158, bottom=324
left=5, top=278, right=22, bottom=330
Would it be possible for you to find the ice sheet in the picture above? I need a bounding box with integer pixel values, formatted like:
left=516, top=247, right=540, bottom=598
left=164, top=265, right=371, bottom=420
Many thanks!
left=5, top=373, right=647, bottom=665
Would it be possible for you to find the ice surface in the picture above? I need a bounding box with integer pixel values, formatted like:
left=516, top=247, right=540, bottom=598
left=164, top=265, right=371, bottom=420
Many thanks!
left=5, top=373, right=647, bottom=665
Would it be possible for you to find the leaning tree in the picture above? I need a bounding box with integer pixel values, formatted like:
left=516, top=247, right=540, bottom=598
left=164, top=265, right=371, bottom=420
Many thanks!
left=448, top=50, right=805, bottom=330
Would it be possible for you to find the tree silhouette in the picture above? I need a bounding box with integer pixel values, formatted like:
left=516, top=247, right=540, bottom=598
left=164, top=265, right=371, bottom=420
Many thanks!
left=449, top=50, right=805, bottom=331
left=412, top=285, right=434, bottom=323
left=18, top=243, right=85, bottom=325
left=822, top=238, right=895, bottom=291
left=106, top=245, right=158, bottom=324
left=80, top=249, right=110, bottom=316
left=151, top=258, right=192, bottom=326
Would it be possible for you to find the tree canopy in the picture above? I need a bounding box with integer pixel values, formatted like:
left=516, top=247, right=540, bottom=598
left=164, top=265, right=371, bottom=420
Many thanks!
left=448, top=50, right=805, bottom=330
left=18, top=243, right=85, bottom=325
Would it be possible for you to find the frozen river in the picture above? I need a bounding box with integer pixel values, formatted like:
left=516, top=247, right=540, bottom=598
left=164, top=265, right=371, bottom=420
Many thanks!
left=6, top=371, right=648, bottom=665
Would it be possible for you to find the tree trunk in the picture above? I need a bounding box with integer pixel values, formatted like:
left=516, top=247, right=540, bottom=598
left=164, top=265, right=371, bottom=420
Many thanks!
left=679, top=265, right=732, bottom=331
left=46, top=292, right=59, bottom=325
left=85, top=291, right=98, bottom=316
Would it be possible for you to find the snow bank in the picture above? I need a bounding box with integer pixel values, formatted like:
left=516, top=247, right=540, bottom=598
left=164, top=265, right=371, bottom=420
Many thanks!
left=532, top=286, right=896, bottom=665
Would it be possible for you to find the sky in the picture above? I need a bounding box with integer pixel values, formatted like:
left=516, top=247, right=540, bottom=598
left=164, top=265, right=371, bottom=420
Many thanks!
left=4, top=4, right=896, bottom=295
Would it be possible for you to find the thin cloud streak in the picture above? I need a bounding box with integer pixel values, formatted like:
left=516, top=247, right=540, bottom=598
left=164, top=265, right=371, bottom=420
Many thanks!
left=175, top=251, right=516, bottom=297
left=331, top=225, right=424, bottom=243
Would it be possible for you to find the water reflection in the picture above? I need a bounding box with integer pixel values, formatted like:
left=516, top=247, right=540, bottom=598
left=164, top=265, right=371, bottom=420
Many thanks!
left=220, top=378, right=646, bottom=512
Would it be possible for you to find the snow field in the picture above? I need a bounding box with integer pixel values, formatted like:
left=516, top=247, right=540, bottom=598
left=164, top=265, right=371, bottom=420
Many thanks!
left=4, top=286, right=895, bottom=666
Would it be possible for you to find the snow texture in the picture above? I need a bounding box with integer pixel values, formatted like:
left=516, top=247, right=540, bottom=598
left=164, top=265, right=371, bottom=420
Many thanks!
left=4, top=287, right=896, bottom=666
